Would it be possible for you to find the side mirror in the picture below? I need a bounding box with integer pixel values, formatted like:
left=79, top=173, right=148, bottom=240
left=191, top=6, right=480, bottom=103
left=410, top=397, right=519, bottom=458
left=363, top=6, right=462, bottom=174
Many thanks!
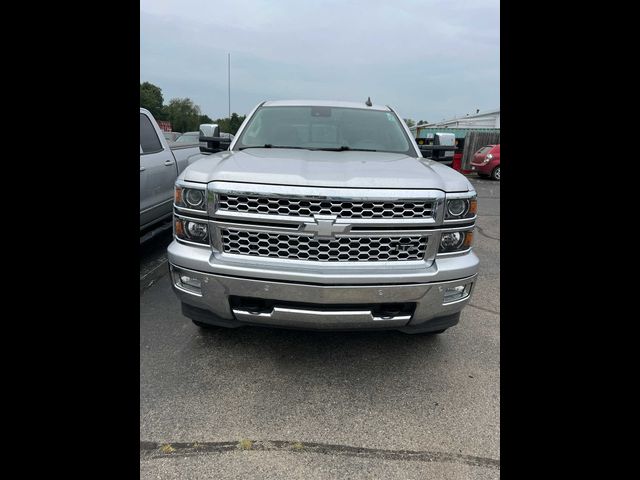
left=199, top=123, right=220, bottom=138
left=199, top=123, right=231, bottom=153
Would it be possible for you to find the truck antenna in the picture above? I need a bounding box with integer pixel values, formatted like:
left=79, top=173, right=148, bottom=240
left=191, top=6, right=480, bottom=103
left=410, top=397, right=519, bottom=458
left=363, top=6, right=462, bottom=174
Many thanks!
left=365, top=97, right=372, bottom=107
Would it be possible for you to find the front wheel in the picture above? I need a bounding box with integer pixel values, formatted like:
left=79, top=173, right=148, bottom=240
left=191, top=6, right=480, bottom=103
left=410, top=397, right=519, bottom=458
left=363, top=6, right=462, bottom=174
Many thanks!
left=491, top=166, right=500, bottom=181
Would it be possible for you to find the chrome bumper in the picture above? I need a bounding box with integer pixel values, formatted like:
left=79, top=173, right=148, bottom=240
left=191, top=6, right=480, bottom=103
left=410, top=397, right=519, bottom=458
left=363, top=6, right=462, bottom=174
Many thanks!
left=169, top=263, right=477, bottom=331
left=167, top=240, right=479, bottom=285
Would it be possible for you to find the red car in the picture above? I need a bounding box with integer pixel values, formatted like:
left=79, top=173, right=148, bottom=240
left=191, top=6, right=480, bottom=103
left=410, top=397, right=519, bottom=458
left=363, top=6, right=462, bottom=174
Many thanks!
left=470, top=144, right=500, bottom=180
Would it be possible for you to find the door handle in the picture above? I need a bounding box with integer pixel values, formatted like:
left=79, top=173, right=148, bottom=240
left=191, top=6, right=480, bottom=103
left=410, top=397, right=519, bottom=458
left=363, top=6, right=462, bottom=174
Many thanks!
left=164, top=160, right=175, bottom=166
left=140, top=166, right=146, bottom=172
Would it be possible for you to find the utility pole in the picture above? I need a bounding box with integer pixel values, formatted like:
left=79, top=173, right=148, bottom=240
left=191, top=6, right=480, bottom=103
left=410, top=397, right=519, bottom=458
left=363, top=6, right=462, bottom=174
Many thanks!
left=228, top=53, right=231, bottom=119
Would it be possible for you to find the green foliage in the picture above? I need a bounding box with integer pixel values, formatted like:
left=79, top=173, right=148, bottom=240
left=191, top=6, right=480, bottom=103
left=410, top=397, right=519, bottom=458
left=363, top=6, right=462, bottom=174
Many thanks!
left=140, top=82, right=165, bottom=120
left=417, top=120, right=429, bottom=126
left=213, top=113, right=246, bottom=135
left=403, top=118, right=416, bottom=128
left=165, top=98, right=201, bottom=132
left=199, top=114, right=214, bottom=124
left=140, top=80, right=241, bottom=134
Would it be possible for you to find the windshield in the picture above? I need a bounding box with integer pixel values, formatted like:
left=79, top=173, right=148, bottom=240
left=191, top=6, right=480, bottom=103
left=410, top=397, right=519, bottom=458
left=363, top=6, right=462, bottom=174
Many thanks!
left=235, top=106, right=415, bottom=156
left=476, top=146, right=493, bottom=155
left=175, top=133, right=199, bottom=144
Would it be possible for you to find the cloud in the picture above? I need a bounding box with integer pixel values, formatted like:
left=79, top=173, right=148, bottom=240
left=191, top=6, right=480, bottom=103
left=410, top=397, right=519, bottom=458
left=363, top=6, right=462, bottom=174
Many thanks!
left=140, top=0, right=499, bottom=121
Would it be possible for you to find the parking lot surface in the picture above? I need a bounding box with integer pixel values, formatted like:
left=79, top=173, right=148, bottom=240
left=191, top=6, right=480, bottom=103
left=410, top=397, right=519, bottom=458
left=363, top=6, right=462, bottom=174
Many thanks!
left=140, top=176, right=500, bottom=479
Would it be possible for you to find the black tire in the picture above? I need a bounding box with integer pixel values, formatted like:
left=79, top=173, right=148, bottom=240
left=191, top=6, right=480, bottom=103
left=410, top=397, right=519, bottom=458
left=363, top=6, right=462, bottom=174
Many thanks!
left=491, top=165, right=500, bottom=181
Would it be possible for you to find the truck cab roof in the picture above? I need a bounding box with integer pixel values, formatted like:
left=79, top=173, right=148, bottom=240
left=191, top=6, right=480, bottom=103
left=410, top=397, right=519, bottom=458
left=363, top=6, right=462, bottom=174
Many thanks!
left=262, top=99, right=390, bottom=111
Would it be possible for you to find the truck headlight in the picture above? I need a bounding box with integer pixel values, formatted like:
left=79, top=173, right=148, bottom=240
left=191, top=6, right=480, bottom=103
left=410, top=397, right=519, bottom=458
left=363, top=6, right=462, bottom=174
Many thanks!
left=439, top=229, right=474, bottom=253
left=445, top=195, right=477, bottom=220
left=175, top=185, right=207, bottom=211
left=174, top=216, right=209, bottom=244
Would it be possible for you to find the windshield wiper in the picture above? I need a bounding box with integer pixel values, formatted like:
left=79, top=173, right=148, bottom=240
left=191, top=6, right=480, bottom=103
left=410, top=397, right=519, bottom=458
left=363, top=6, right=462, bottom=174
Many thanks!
left=313, top=146, right=379, bottom=152
left=239, top=144, right=309, bottom=150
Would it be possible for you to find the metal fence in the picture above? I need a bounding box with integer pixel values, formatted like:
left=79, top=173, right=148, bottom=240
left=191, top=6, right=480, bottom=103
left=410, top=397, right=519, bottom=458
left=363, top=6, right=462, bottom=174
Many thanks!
left=461, top=131, right=501, bottom=170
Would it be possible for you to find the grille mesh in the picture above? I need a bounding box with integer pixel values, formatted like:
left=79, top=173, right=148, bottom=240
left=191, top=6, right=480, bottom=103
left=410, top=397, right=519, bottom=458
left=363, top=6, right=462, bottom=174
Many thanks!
left=218, top=195, right=434, bottom=219
left=221, top=229, right=428, bottom=262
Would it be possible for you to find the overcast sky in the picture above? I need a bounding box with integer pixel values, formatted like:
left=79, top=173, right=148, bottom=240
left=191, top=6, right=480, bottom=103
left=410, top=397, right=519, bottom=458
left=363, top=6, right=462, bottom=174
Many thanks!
left=140, top=0, right=499, bottom=122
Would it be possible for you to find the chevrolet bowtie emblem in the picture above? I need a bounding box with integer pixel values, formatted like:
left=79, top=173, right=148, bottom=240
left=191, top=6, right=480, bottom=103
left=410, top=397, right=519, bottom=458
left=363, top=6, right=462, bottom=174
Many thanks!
left=303, top=215, right=351, bottom=239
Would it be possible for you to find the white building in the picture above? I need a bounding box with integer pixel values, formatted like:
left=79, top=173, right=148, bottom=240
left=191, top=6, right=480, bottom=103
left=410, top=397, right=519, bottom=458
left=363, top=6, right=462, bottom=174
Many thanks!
left=420, top=108, right=500, bottom=129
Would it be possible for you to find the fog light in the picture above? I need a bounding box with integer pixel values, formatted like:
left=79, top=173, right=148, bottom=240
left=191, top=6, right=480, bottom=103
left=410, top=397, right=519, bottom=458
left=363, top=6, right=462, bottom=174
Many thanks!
left=443, top=283, right=472, bottom=303
left=173, top=270, right=203, bottom=295
left=180, top=275, right=201, bottom=289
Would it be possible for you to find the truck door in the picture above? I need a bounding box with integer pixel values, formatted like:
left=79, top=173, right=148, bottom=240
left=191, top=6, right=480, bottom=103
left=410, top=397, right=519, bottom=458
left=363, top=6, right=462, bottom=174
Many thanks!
left=139, top=112, right=176, bottom=228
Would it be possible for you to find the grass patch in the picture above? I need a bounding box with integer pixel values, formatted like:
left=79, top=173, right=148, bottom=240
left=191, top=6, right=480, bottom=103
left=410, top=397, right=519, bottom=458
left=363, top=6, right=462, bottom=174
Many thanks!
left=160, top=444, right=176, bottom=454
left=238, top=439, right=253, bottom=450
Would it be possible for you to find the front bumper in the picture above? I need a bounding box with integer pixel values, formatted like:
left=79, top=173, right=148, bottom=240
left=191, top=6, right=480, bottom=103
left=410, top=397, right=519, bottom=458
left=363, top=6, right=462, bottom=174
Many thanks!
left=169, top=262, right=477, bottom=333
left=470, top=162, right=493, bottom=175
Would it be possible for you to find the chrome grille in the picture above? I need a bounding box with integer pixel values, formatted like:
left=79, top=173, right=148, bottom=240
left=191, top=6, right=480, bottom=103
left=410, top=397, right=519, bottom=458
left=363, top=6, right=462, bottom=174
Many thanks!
left=218, top=195, right=434, bottom=219
left=220, top=229, right=428, bottom=262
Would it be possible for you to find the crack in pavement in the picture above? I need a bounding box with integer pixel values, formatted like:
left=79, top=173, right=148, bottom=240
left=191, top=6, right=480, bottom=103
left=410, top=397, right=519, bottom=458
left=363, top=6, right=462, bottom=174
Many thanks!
left=475, top=226, right=500, bottom=242
left=140, top=440, right=500, bottom=470
left=140, top=258, right=169, bottom=294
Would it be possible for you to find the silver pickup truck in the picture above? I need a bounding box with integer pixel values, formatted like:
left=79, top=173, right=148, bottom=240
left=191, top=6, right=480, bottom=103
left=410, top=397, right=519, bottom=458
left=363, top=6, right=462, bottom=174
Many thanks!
left=140, top=108, right=204, bottom=235
left=168, top=100, right=478, bottom=334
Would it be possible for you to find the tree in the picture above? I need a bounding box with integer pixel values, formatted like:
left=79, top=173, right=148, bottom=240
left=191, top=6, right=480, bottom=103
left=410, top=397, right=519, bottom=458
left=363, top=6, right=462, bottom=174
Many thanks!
left=228, top=113, right=245, bottom=134
left=213, top=113, right=246, bottom=135
left=417, top=120, right=429, bottom=126
left=140, top=82, right=165, bottom=120
left=199, top=114, right=214, bottom=124
left=164, top=98, right=201, bottom=132
left=404, top=118, right=416, bottom=128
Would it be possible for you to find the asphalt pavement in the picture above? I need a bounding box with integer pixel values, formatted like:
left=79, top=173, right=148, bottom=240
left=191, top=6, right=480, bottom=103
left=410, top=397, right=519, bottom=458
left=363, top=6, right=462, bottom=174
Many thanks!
left=140, top=176, right=500, bottom=479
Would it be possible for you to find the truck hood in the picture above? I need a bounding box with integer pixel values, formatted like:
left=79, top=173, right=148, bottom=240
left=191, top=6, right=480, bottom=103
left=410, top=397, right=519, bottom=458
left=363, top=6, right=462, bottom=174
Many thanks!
left=182, top=148, right=472, bottom=192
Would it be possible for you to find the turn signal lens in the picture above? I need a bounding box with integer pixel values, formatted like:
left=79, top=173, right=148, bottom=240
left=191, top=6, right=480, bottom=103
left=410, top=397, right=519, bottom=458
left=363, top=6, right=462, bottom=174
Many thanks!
left=468, top=198, right=477, bottom=215
left=463, top=231, right=474, bottom=248
left=175, top=217, right=185, bottom=237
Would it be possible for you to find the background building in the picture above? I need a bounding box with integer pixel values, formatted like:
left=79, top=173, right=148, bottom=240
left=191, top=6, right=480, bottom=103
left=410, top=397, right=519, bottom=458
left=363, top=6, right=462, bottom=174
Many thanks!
left=412, top=108, right=500, bottom=131
left=409, top=108, right=500, bottom=171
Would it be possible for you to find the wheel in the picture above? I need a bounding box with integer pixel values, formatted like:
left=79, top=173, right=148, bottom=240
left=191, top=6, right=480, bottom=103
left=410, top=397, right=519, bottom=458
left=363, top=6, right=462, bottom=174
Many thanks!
left=491, top=166, right=500, bottom=181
